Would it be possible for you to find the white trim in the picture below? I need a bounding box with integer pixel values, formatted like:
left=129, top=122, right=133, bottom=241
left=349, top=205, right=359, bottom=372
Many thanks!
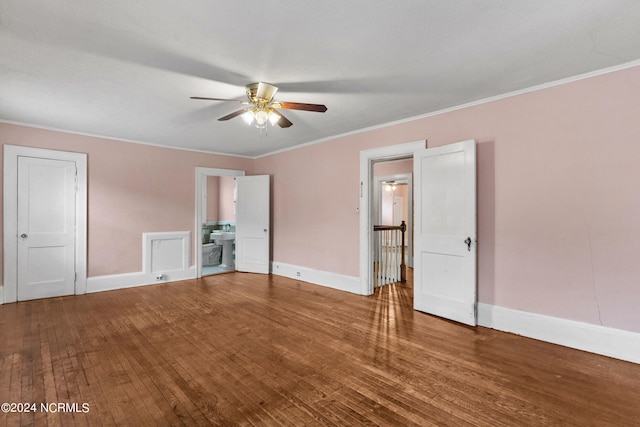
left=86, top=267, right=196, bottom=294
left=478, top=303, right=640, bottom=364
left=195, top=167, right=245, bottom=278
left=3, top=145, right=87, bottom=303
left=272, top=262, right=361, bottom=295
left=360, top=141, right=425, bottom=296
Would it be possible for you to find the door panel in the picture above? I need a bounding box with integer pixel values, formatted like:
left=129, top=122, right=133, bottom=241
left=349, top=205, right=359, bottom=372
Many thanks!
left=414, top=140, right=477, bottom=325
left=18, top=156, right=76, bottom=301
left=235, top=175, right=270, bottom=274
left=393, top=196, right=403, bottom=226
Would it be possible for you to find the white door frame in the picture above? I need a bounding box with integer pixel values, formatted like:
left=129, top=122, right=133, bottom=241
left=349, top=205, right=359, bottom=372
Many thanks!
left=3, top=145, right=87, bottom=304
left=359, top=140, right=425, bottom=295
left=194, top=167, right=245, bottom=278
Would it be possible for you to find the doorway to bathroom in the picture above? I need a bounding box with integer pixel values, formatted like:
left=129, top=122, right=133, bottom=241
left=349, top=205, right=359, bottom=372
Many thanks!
left=195, top=167, right=271, bottom=278
left=195, top=167, right=244, bottom=277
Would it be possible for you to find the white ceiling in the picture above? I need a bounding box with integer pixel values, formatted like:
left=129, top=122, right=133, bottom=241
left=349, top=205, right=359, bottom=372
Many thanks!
left=2, top=1, right=640, bottom=158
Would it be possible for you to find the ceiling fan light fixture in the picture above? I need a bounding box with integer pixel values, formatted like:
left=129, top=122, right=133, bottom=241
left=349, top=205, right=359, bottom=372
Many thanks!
left=193, top=82, right=326, bottom=131
left=241, top=110, right=254, bottom=125
left=254, top=108, right=269, bottom=126
left=268, top=111, right=281, bottom=126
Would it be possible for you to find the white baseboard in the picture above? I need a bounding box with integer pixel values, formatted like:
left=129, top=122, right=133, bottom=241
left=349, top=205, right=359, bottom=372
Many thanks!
left=0, top=285, right=3, bottom=304
left=86, top=267, right=196, bottom=294
left=271, top=262, right=362, bottom=295
left=478, top=303, right=640, bottom=364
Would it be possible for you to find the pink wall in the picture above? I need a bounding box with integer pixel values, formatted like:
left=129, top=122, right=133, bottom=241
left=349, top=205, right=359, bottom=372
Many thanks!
left=0, top=123, right=254, bottom=277
left=255, top=65, right=640, bottom=333
left=206, top=176, right=235, bottom=223
left=373, top=158, right=413, bottom=176
left=206, top=176, right=220, bottom=222
left=254, top=142, right=362, bottom=275
left=218, top=176, right=236, bottom=222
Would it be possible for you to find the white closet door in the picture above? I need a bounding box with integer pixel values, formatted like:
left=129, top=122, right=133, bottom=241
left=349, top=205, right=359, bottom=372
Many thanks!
left=18, top=156, right=77, bottom=301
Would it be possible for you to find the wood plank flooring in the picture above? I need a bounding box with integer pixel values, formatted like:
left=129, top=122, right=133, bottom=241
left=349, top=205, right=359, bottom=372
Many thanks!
left=1, top=271, right=640, bottom=426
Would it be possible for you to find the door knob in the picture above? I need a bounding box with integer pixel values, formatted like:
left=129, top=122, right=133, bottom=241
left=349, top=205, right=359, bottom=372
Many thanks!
left=20, top=233, right=28, bottom=239
left=464, top=237, right=472, bottom=251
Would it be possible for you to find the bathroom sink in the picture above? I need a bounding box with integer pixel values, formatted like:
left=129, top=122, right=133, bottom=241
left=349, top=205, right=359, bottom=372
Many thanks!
left=210, top=231, right=235, bottom=241
left=210, top=232, right=235, bottom=268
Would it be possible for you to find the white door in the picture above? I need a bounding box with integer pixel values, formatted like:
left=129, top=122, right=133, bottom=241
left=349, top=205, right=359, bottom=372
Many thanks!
left=393, top=196, right=403, bottom=226
left=235, top=175, right=270, bottom=274
left=413, top=140, right=477, bottom=325
left=17, top=156, right=77, bottom=301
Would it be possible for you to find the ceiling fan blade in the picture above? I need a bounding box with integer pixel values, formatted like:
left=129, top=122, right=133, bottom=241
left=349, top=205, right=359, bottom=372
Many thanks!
left=191, top=96, right=246, bottom=103
left=255, top=82, right=278, bottom=102
left=276, top=101, right=327, bottom=112
left=218, top=108, right=249, bottom=121
left=275, top=111, right=293, bottom=128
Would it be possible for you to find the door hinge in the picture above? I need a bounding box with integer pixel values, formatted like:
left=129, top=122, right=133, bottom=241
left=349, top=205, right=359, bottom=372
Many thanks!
left=360, top=181, right=363, bottom=198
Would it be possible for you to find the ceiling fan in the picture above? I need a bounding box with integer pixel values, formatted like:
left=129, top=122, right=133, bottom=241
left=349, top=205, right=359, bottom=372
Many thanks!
left=191, top=82, right=327, bottom=129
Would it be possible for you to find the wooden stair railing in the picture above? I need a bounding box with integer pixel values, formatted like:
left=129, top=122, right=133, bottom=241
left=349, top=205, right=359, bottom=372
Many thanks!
left=373, top=220, right=406, bottom=286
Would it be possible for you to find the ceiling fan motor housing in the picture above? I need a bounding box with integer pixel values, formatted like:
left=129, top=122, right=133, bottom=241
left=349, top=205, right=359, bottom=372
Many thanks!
left=246, top=82, right=278, bottom=105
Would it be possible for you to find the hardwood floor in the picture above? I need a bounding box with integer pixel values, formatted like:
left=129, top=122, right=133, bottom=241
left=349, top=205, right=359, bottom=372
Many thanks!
left=1, top=272, right=639, bottom=426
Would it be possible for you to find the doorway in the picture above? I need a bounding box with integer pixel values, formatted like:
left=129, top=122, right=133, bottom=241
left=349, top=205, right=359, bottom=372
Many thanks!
left=359, top=141, right=424, bottom=295
left=359, top=139, right=478, bottom=326
left=195, top=167, right=245, bottom=278
left=3, top=145, right=87, bottom=303
left=372, top=161, right=413, bottom=269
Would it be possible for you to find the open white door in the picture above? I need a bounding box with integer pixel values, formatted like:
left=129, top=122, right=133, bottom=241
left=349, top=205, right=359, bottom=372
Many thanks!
left=235, top=175, right=270, bottom=274
left=414, top=140, right=477, bottom=325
